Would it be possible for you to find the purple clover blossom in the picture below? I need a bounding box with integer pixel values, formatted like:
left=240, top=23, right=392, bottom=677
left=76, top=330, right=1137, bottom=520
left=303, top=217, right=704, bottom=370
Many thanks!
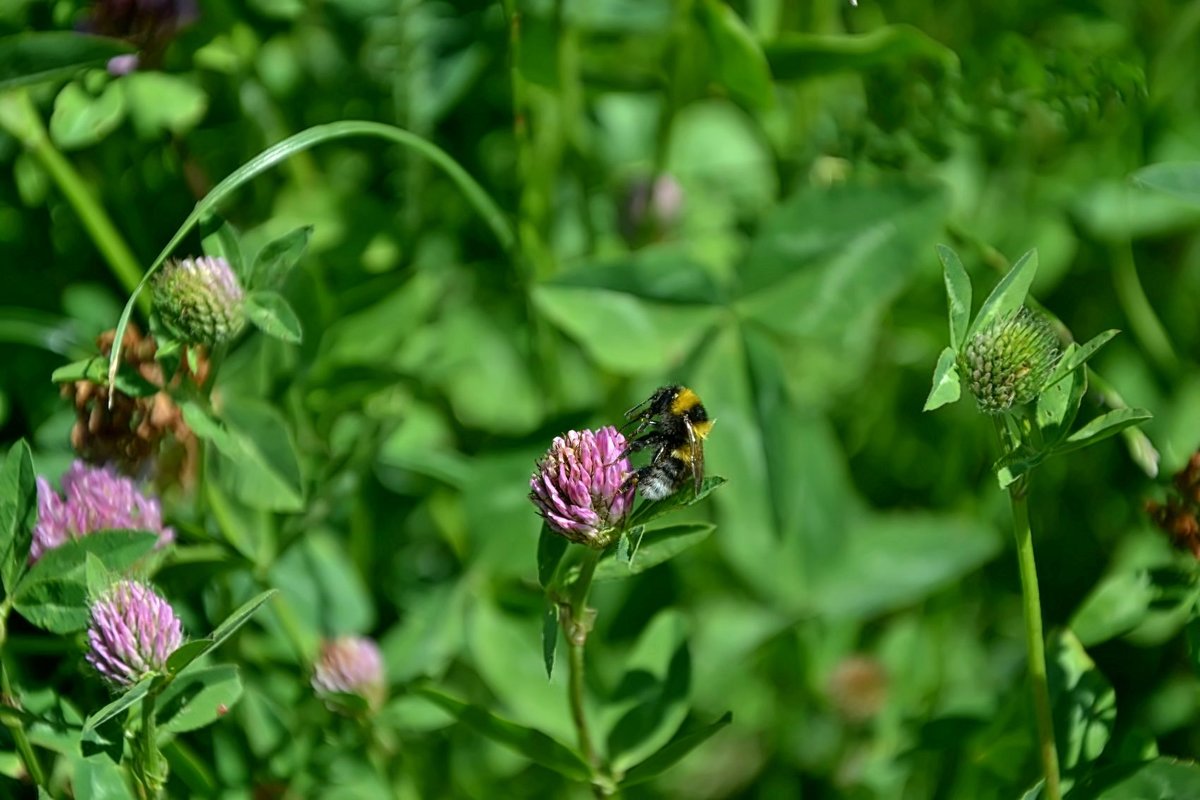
left=86, top=580, right=183, bottom=688
left=32, top=461, right=175, bottom=563
left=529, top=426, right=634, bottom=548
left=619, top=174, right=684, bottom=247
left=312, top=636, right=386, bottom=711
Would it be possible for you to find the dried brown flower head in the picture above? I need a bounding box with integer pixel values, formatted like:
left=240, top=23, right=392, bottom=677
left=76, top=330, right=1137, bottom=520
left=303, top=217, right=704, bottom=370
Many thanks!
left=62, top=324, right=206, bottom=488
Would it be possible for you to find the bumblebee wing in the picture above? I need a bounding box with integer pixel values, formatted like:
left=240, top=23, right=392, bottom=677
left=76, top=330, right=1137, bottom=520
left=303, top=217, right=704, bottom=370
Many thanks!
left=686, top=419, right=704, bottom=494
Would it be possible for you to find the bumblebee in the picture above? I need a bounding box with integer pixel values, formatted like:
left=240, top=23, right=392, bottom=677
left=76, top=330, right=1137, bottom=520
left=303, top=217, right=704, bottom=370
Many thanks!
left=620, top=385, right=712, bottom=500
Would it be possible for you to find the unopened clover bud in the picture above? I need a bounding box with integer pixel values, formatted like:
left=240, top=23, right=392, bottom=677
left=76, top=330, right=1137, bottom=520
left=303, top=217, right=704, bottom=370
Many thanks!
left=312, top=636, right=386, bottom=712
left=152, top=256, right=246, bottom=346
left=529, top=426, right=634, bottom=549
left=33, top=460, right=174, bottom=562
left=86, top=581, right=183, bottom=688
left=959, top=307, right=1060, bottom=415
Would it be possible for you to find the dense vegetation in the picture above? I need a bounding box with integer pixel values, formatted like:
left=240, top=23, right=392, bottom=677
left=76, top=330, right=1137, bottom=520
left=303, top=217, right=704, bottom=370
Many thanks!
left=1, top=0, right=1199, bottom=797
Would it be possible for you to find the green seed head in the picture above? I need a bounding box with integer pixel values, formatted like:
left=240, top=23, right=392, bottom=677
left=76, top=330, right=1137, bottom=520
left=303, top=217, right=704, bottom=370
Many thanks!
left=960, top=307, right=1060, bottom=415
left=153, top=256, right=246, bottom=346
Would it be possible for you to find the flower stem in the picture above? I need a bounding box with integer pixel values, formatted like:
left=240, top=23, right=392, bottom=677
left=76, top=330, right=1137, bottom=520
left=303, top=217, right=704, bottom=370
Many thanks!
left=0, top=651, right=47, bottom=790
left=564, top=549, right=602, bottom=785
left=1007, top=477, right=1062, bottom=800
left=137, top=689, right=164, bottom=799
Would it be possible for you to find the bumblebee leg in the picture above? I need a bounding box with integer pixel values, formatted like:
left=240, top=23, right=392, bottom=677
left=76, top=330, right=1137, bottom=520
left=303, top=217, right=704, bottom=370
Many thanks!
left=620, top=429, right=671, bottom=459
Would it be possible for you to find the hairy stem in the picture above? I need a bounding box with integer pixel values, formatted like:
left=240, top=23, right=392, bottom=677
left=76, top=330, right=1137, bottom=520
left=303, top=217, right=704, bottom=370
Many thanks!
left=1008, top=477, right=1062, bottom=800
left=564, top=549, right=602, bottom=791
left=137, top=689, right=164, bottom=799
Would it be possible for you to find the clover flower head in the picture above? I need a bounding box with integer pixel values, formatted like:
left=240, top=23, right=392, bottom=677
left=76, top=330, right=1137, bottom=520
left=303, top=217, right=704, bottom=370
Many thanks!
left=86, top=580, right=183, bottom=688
left=33, top=461, right=175, bottom=562
left=312, top=636, right=386, bottom=711
left=960, top=307, right=1060, bottom=415
left=152, top=256, right=246, bottom=346
left=619, top=174, right=684, bottom=246
left=529, top=426, right=634, bottom=548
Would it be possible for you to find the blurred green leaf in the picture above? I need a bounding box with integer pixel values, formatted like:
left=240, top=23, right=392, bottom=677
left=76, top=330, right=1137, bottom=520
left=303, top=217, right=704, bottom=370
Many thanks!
left=417, top=688, right=592, bottom=781
left=123, top=72, right=207, bottom=137
left=534, top=252, right=722, bottom=376
left=0, top=307, right=87, bottom=356
left=924, top=347, right=961, bottom=411
left=0, top=439, right=36, bottom=597
left=1065, top=759, right=1200, bottom=799
left=245, top=290, right=303, bottom=344
left=811, top=513, right=1001, bottom=619
left=1055, top=408, right=1154, bottom=457
left=1073, top=180, right=1200, bottom=241
left=667, top=100, right=778, bottom=215
left=247, top=226, right=311, bottom=290
left=605, top=611, right=690, bottom=771
left=620, top=711, right=732, bottom=787
left=212, top=400, right=305, bottom=512
left=1048, top=631, right=1116, bottom=786
left=465, top=598, right=574, bottom=742
left=1131, top=163, right=1200, bottom=206
left=49, top=80, right=126, bottom=150
left=938, top=244, right=972, bottom=351
left=270, top=530, right=375, bottom=637
left=764, top=25, right=957, bottom=79
left=157, top=665, right=243, bottom=734
left=1071, top=571, right=1157, bottom=647
left=380, top=581, right=468, bottom=683
left=594, top=523, right=714, bottom=581
left=968, top=249, right=1038, bottom=340
left=697, top=0, right=774, bottom=109
left=0, top=33, right=133, bottom=90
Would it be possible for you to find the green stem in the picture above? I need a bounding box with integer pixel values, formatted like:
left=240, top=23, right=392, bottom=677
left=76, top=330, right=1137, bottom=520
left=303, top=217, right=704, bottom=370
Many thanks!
left=137, top=688, right=164, bottom=799
left=1007, top=477, right=1062, bottom=800
left=1112, top=243, right=1177, bottom=376
left=0, top=650, right=47, bottom=790
left=0, top=90, right=146, bottom=303
left=563, top=549, right=602, bottom=786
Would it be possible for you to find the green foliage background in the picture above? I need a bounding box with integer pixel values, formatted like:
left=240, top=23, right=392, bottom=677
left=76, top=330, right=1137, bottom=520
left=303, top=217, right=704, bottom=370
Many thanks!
left=2, top=0, right=1199, bottom=797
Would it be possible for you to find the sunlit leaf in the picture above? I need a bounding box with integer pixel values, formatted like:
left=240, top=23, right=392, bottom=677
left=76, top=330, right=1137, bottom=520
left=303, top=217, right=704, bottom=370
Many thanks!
left=924, top=347, right=961, bottom=412
left=937, top=244, right=971, bottom=351
left=968, top=249, right=1038, bottom=339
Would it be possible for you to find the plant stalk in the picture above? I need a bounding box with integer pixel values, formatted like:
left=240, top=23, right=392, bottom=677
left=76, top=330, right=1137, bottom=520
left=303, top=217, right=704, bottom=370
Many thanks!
left=564, top=549, right=602, bottom=791
left=137, top=688, right=164, bottom=800
left=0, top=651, right=47, bottom=790
left=1007, top=477, right=1062, bottom=800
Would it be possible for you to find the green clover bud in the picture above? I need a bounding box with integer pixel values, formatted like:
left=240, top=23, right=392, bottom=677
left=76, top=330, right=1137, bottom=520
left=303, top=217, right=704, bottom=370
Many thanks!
left=153, top=256, right=246, bottom=346
left=960, top=307, right=1060, bottom=415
